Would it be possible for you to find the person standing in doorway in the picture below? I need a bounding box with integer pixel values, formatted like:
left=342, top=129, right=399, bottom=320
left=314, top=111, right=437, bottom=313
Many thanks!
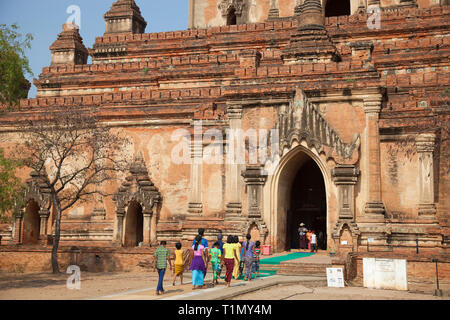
left=306, top=229, right=312, bottom=251
left=311, top=230, right=318, bottom=253
left=242, top=234, right=255, bottom=281
left=298, top=223, right=307, bottom=250
left=154, top=240, right=172, bottom=295
left=221, top=235, right=239, bottom=287
left=189, top=235, right=207, bottom=289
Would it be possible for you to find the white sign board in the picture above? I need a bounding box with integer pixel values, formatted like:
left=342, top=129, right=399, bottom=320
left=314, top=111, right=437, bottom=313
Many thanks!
left=327, top=268, right=345, bottom=288
left=363, top=258, right=408, bottom=291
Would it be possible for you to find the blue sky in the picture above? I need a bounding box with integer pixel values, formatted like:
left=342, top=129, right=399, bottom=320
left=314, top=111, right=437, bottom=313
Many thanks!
left=0, top=0, right=189, bottom=98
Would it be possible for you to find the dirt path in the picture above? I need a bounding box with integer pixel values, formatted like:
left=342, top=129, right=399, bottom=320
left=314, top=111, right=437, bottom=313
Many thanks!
left=0, top=271, right=163, bottom=300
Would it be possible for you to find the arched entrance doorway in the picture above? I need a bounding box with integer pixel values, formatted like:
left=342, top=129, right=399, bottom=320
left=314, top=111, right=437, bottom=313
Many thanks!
left=123, top=201, right=143, bottom=247
left=227, top=7, right=237, bottom=25
left=22, top=200, right=40, bottom=245
left=287, top=158, right=326, bottom=250
left=268, top=145, right=330, bottom=252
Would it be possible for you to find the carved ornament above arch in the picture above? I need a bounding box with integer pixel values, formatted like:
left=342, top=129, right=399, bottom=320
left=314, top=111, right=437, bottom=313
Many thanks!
left=218, top=0, right=246, bottom=17
left=113, top=155, right=161, bottom=215
left=23, top=171, right=52, bottom=213
left=277, top=89, right=361, bottom=165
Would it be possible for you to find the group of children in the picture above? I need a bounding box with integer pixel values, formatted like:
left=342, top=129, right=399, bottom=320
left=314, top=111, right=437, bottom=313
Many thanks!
left=153, top=229, right=262, bottom=295
left=221, top=234, right=262, bottom=287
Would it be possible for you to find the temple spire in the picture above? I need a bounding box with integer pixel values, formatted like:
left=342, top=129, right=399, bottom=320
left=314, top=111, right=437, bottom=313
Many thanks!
left=281, top=0, right=340, bottom=64
left=267, top=0, right=280, bottom=20
left=49, top=23, right=88, bottom=66
left=297, top=0, right=325, bottom=30
left=104, top=0, right=147, bottom=34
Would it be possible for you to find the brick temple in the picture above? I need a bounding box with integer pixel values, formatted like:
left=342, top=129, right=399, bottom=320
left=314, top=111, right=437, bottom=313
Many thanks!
left=0, top=0, right=448, bottom=282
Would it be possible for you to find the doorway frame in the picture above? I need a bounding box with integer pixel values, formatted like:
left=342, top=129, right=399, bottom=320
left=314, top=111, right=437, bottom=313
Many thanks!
left=265, top=142, right=333, bottom=252
left=123, top=200, right=144, bottom=247
left=21, top=199, right=41, bottom=245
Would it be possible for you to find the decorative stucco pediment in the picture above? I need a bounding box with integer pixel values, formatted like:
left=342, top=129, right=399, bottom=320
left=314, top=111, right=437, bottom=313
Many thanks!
left=218, top=0, right=246, bottom=16
left=23, top=171, right=52, bottom=211
left=278, top=90, right=361, bottom=165
left=113, top=154, right=161, bottom=214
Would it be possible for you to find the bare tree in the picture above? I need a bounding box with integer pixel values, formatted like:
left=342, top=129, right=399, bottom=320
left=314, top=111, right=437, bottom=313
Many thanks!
left=18, top=106, right=130, bottom=273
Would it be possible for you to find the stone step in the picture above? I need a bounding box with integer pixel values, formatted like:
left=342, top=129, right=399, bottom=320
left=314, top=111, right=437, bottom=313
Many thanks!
left=259, top=264, right=281, bottom=271
left=277, top=262, right=332, bottom=276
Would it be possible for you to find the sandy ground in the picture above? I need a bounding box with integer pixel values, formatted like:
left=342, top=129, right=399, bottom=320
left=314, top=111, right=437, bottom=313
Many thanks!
left=0, top=271, right=164, bottom=300
left=0, top=271, right=447, bottom=300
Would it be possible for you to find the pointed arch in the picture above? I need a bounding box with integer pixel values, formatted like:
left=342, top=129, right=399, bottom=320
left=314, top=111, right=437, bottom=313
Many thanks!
left=242, top=218, right=269, bottom=244
left=331, top=220, right=361, bottom=252
left=227, top=7, right=237, bottom=25
left=114, top=156, right=161, bottom=246
left=123, top=200, right=144, bottom=247
left=266, top=143, right=332, bottom=252
left=22, top=200, right=40, bottom=245
left=13, top=171, right=52, bottom=245
left=23, top=171, right=51, bottom=212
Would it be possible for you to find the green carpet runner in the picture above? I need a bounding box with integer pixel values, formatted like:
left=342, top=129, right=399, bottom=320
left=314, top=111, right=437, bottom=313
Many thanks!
left=260, top=252, right=316, bottom=265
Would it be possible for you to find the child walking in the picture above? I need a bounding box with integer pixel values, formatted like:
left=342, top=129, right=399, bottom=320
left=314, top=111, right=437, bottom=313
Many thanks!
left=189, top=235, right=207, bottom=289
left=238, top=243, right=245, bottom=279
left=232, top=236, right=242, bottom=280
left=153, top=241, right=172, bottom=295
left=252, top=241, right=261, bottom=278
left=209, top=241, right=222, bottom=285
left=242, top=234, right=255, bottom=281
left=172, top=242, right=184, bottom=286
left=221, top=235, right=239, bottom=287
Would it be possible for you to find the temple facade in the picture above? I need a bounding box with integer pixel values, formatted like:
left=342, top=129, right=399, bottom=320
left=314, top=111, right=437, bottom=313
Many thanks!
left=0, top=0, right=448, bottom=278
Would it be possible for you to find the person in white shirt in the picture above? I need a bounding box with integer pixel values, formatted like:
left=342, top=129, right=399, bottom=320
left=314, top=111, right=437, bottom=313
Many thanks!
left=310, top=230, right=318, bottom=253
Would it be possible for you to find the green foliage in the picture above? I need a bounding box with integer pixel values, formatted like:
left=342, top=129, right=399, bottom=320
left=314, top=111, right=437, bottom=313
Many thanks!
left=0, top=148, right=25, bottom=223
left=0, top=24, right=33, bottom=110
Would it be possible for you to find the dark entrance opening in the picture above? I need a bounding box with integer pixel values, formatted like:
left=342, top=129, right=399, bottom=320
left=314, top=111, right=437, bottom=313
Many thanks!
left=287, top=158, right=327, bottom=250
left=325, top=0, right=351, bottom=17
left=22, top=200, right=40, bottom=245
left=227, top=8, right=237, bottom=25
left=124, top=201, right=143, bottom=247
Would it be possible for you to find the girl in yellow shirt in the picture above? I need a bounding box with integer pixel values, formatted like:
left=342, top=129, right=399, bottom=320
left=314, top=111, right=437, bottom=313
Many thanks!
left=221, top=235, right=239, bottom=287
left=232, top=235, right=242, bottom=280
left=172, top=242, right=184, bottom=286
